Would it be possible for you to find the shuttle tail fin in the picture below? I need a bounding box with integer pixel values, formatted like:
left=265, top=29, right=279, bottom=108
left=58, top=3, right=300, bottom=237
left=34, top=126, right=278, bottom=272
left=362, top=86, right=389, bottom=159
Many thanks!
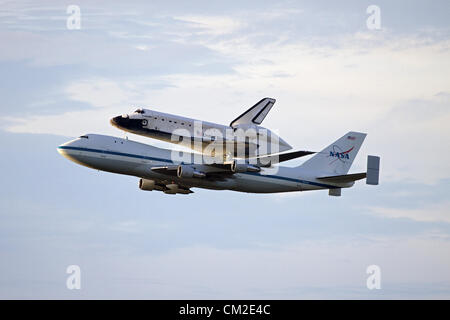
left=230, top=98, right=275, bottom=127
left=299, top=132, right=366, bottom=175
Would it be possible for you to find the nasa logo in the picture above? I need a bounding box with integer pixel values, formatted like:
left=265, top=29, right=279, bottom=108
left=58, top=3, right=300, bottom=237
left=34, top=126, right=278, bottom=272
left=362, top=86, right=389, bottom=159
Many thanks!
left=330, top=151, right=350, bottom=159
left=328, top=145, right=354, bottom=164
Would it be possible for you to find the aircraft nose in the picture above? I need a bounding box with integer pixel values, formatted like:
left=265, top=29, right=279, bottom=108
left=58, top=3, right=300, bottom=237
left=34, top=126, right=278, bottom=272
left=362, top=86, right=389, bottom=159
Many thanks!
left=58, top=138, right=77, bottom=149
left=110, top=115, right=131, bottom=128
left=57, top=138, right=79, bottom=159
left=110, top=115, right=121, bottom=127
left=111, top=114, right=143, bottom=132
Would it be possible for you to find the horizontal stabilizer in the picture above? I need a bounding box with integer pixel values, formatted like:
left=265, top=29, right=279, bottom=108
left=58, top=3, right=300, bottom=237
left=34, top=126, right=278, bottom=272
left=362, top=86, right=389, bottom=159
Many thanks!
left=318, top=172, right=366, bottom=183
left=254, top=150, right=316, bottom=167
left=230, top=98, right=276, bottom=127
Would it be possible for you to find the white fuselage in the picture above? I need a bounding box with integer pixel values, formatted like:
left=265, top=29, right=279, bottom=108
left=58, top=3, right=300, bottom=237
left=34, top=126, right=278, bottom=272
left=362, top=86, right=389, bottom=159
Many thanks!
left=57, top=134, right=351, bottom=194
left=110, top=109, right=292, bottom=158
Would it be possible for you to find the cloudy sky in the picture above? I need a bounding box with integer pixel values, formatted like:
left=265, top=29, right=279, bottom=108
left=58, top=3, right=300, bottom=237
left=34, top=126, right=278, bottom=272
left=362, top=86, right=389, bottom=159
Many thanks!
left=0, top=0, right=449, bottom=299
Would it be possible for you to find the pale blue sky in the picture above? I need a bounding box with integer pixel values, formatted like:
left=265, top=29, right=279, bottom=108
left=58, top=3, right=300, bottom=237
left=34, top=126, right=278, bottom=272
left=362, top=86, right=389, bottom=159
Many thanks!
left=0, top=0, right=449, bottom=299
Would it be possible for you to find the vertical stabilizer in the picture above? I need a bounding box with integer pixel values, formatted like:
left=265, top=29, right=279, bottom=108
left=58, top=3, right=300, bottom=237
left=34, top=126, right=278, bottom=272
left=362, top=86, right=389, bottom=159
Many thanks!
left=300, top=132, right=366, bottom=175
left=230, top=98, right=276, bottom=127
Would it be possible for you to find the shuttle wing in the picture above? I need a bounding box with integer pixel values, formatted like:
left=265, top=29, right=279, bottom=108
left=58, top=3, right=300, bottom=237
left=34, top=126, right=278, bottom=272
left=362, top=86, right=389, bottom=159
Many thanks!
left=230, top=98, right=276, bottom=127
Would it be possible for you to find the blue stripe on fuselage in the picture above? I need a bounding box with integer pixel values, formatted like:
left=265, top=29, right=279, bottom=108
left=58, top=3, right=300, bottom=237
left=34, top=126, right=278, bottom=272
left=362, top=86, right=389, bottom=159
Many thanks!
left=58, top=146, right=338, bottom=189
left=58, top=145, right=172, bottom=163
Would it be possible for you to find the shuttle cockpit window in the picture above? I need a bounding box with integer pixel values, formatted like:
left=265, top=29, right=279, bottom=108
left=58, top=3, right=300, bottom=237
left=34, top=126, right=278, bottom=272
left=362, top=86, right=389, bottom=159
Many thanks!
left=134, top=109, right=144, bottom=114
left=79, top=135, right=89, bottom=139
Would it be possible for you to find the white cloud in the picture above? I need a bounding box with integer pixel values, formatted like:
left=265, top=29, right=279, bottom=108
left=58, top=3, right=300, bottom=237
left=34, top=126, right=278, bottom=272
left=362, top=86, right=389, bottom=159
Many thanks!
left=65, top=79, right=134, bottom=108
left=370, top=202, right=450, bottom=223
left=4, top=234, right=450, bottom=299
left=112, top=234, right=450, bottom=298
left=174, top=15, right=244, bottom=36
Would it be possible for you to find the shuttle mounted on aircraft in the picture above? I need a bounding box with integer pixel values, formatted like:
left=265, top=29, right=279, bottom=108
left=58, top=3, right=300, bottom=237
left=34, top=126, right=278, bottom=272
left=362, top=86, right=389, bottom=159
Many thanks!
left=110, top=98, right=292, bottom=159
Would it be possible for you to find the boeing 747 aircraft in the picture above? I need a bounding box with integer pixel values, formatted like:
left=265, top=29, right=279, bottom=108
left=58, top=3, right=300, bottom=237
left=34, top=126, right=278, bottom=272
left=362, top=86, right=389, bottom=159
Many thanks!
left=110, top=98, right=292, bottom=159
left=57, top=131, right=380, bottom=196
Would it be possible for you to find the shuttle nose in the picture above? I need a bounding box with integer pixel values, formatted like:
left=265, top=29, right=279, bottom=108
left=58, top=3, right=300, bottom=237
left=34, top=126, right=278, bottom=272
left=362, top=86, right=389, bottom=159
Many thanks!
left=110, top=114, right=142, bottom=132
left=110, top=115, right=122, bottom=127
left=110, top=115, right=131, bottom=128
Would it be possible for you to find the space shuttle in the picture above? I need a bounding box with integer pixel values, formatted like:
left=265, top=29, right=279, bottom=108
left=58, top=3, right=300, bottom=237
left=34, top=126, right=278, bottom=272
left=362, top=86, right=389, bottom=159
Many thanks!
left=110, top=98, right=292, bottom=159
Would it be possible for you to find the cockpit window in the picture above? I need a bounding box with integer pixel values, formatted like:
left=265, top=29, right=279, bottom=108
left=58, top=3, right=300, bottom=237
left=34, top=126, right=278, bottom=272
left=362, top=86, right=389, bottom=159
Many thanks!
left=79, top=135, right=89, bottom=139
left=134, top=109, right=144, bottom=114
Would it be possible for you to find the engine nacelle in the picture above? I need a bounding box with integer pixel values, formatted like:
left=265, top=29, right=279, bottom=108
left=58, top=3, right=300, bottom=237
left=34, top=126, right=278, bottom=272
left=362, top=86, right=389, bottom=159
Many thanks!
left=139, top=179, right=156, bottom=191
left=164, top=184, right=178, bottom=194
left=231, top=161, right=261, bottom=173
left=164, top=183, right=192, bottom=195
left=177, top=165, right=206, bottom=178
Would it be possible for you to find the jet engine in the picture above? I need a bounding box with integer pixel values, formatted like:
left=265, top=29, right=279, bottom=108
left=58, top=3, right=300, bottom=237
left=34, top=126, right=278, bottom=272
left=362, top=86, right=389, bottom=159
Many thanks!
left=164, top=183, right=191, bottom=194
left=139, top=179, right=156, bottom=191
left=231, top=161, right=261, bottom=173
left=177, top=165, right=206, bottom=178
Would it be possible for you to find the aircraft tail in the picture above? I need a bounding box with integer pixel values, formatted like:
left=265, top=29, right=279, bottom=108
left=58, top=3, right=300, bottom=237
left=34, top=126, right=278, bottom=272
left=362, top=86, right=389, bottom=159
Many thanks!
left=299, top=132, right=366, bottom=175
left=230, top=98, right=275, bottom=127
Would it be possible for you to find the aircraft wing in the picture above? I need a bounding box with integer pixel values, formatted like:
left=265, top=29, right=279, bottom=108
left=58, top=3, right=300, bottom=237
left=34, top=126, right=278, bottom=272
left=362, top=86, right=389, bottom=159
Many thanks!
left=230, top=98, right=276, bottom=127
left=151, top=166, right=179, bottom=176
left=317, top=172, right=366, bottom=183
left=150, top=149, right=316, bottom=180
left=151, top=164, right=231, bottom=176
left=253, top=150, right=315, bottom=167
